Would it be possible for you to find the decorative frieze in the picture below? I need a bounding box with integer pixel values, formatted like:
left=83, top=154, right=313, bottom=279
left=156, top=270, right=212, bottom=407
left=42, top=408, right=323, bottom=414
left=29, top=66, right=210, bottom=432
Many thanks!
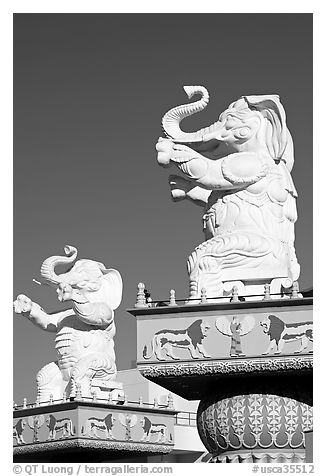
left=13, top=401, right=175, bottom=456
left=137, top=308, right=313, bottom=364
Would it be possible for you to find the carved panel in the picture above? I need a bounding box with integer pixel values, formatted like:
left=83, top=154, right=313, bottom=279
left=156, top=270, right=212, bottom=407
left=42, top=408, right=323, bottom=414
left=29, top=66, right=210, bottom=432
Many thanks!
left=13, top=410, right=77, bottom=446
left=13, top=404, right=175, bottom=450
left=138, top=309, right=313, bottom=363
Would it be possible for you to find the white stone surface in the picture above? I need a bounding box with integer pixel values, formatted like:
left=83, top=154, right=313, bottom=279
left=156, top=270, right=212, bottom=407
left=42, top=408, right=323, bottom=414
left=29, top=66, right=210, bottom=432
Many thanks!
left=117, top=368, right=198, bottom=412
left=156, top=86, right=300, bottom=300
left=14, top=245, right=123, bottom=402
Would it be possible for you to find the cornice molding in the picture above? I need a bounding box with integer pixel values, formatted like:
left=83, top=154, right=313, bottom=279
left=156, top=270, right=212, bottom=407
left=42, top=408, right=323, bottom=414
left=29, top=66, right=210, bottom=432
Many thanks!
left=138, top=355, right=313, bottom=379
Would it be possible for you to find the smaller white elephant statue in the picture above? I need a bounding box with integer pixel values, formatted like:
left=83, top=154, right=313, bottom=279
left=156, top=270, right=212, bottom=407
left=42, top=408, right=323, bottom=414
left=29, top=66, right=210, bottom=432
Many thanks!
left=14, top=245, right=123, bottom=402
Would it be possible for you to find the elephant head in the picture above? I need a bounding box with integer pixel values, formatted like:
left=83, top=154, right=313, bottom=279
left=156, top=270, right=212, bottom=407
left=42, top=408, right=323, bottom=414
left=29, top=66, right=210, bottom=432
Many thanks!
left=162, top=86, right=294, bottom=171
left=40, top=245, right=123, bottom=310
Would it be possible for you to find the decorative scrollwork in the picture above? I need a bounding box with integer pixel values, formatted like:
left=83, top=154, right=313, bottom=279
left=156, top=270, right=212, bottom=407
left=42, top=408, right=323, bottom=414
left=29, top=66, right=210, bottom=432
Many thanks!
left=139, top=355, right=313, bottom=379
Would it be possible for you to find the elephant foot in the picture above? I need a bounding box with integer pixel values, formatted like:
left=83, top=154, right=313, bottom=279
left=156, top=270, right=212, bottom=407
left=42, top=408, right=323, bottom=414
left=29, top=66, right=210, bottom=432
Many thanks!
left=70, top=353, right=117, bottom=399
left=36, top=362, right=68, bottom=403
left=270, top=277, right=293, bottom=298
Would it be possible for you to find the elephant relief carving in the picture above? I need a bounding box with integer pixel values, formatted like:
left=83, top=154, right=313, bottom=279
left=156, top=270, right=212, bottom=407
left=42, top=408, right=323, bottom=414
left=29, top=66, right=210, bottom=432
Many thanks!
left=156, top=86, right=300, bottom=300
left=14, top=245, right=123, bottom=401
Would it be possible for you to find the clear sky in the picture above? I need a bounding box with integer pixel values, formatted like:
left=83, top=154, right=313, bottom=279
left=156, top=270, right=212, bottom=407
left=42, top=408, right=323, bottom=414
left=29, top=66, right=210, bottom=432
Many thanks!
left=13, top=13, right=312, bottom=403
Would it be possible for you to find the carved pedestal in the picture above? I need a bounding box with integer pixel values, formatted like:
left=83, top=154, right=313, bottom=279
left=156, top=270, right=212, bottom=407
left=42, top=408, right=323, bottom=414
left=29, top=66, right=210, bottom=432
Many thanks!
left=129, top=297, right=313, bottom=463
left=13, top=400, right=176, bottom=462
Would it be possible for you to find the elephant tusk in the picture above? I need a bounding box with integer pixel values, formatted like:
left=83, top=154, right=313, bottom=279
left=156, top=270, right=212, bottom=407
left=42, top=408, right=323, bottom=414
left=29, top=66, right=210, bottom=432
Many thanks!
left=33, top=278, right=50, bottom=286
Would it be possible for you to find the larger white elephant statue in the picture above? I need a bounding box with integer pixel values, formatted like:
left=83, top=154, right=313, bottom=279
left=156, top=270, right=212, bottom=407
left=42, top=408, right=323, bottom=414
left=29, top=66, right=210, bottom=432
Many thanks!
left=14, top=245, right=123, bottom=401
left=156, top=86, right=300, bottom=301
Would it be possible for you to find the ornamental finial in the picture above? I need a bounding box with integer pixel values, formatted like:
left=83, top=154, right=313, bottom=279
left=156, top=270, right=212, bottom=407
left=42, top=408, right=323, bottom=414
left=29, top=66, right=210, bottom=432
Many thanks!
left=167, top=393, right=174, bottom=409
left=201, top=288, right=207, bottom=304
left=135, top=282, right=147, bottom=308
left=169, top=289, right=177, bottom=306
left=75, top=383, right=83, bottom=401
left=263, top=283, right=271, bottom=301
left=231, top=286, right=239, bottom=302
left=91, top=389, right=97, bottom=403
left=291, top=281, right=299, bottom=299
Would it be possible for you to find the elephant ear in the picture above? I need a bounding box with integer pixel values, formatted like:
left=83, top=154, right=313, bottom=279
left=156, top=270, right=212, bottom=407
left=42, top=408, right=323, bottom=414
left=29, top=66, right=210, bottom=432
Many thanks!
left=98, top=265, right=123, bottom=310
left=244, top=94, right=297, bottom=202
left=243, top=94, right=294, bottom=172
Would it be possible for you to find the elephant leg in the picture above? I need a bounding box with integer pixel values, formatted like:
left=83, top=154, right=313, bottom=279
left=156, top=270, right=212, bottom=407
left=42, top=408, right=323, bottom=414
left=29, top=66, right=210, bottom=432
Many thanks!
left=70, top=353, right=116, bottom=398
left=270, top=277, right=293, bottom=298
left=36, top=362, right=67, bottom=402
left=188, top=251, right=223, bottom=300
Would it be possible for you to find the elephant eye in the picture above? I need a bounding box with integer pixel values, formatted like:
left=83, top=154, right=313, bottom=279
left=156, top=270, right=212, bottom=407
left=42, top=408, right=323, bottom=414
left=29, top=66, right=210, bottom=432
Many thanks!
left=219, top=111, right=229, bottom=122
left=225, top=115, right=240, bottom=128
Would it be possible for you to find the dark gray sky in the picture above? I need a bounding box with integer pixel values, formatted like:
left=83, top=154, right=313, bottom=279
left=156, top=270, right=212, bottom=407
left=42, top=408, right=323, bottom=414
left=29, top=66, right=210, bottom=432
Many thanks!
left=13, top=13, right=312, bottom=402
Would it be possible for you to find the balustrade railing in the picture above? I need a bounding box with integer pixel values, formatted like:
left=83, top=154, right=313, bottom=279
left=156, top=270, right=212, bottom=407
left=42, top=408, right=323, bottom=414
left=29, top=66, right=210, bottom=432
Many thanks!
left=174, top=412, right=197, bottom=427
left=13, top=395, right=175, bottom=411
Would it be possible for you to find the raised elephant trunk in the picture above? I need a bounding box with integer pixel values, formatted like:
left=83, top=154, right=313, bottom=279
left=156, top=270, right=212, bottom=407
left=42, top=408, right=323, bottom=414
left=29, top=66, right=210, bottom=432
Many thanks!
left=40, top=245, right=78, bottom=285
left=162, top=85, right=221, bottom=143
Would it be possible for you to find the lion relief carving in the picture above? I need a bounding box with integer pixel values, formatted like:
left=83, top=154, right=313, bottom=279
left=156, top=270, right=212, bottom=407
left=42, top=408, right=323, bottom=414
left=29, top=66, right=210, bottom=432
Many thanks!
left=142, top=319, right=211, bottom=361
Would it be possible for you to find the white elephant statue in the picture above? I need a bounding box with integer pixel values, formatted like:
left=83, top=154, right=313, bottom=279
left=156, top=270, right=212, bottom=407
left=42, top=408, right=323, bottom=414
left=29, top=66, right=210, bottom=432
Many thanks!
left=14, top=245, right=123, bottom=401
left=156, top=86, right=300, bottom=301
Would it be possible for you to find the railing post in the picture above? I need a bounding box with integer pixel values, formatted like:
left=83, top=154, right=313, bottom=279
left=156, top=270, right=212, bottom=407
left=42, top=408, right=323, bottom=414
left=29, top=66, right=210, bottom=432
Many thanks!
left=135, top=283, right=148, bottom=308
left=169, top=289, right=177, bottom=306
left=201, top=288, right=207, bottom=304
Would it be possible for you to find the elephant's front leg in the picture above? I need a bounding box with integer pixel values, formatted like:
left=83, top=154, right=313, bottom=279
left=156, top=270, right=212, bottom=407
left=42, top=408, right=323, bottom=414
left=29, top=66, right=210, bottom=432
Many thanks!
left=13, top=294, right=70, bottom=332
left=36, top=361, right=68, bottom=402
left=187, top=247, right=223, bottom=300
left=70, top=353, right=115, bottom=398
